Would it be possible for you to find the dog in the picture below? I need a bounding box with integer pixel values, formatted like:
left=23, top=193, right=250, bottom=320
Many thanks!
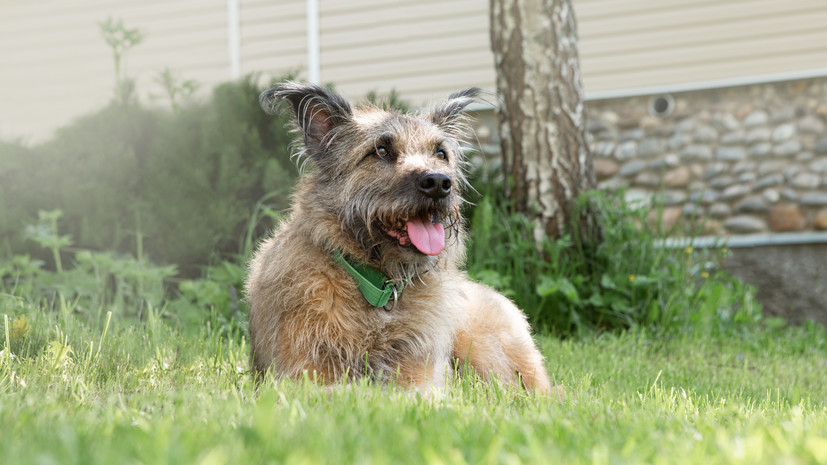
left=246, top=82, right=552, bottom=396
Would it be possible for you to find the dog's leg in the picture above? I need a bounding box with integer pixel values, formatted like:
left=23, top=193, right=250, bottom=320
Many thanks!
left=453, top=280, right=557, bottom=396
left=394, top=354, right=450, bottom=399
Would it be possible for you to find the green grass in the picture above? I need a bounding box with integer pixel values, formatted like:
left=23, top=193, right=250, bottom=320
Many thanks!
left=2, top=300, right=826, bottom=465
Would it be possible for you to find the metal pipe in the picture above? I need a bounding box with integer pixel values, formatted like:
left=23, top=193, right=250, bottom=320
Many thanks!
left=306, top=0, right=320, bottom=84
left=661, top=232, right=827, bottom=249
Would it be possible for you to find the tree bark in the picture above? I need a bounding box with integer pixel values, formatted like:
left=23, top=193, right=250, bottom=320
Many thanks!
left=490, top=0, right=596, bottom=241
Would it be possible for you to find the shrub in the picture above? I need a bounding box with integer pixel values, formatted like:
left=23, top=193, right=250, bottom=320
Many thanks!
left=464, top=190, right=761, bottom=335
left=0, top=75, right=296, bottom=274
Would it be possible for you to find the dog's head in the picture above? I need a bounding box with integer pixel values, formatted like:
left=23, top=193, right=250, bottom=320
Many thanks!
left=261, top=82, right=479, bottom=279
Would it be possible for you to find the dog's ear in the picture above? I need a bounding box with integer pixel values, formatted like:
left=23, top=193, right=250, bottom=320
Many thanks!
left=260, top=82, right=353, bottom=149
left=430, top=88, right=481, bottom=135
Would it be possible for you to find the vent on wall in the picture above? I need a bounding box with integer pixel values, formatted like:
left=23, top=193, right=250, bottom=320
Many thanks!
left=648, top=94, right=675, bottom=118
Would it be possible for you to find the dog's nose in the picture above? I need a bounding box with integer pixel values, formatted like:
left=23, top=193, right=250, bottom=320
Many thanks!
left=417, top=172, right=452, bottom=199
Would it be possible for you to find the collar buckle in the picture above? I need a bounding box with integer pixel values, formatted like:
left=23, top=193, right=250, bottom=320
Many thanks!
left=382, top=280, right=400, bottom=312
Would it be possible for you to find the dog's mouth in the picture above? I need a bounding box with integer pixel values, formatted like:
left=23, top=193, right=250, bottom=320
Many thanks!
left=380, top=213, right=445, bottom=256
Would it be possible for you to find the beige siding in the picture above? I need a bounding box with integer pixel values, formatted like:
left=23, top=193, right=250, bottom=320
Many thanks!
left=318, top=0, right=495, bottom=104
left=320, top=0, right=827, bottom=102
left=575, top=0, right=827, bottom=95
left=239, top=0, right=306, bottom=78
left=5, top=0, right=827, bottom=140
left=0, top=0, right=229, bottom=141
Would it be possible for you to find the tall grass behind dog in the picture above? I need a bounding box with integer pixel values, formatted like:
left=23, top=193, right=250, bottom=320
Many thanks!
left=246, top=83, right=552, bottom=396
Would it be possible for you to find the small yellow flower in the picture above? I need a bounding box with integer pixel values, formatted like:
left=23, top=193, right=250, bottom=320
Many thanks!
left=11, top=316, right=30, bottom=342
left=701, top=271, right=710, bottom=279
left=685, top=259, right=691, bottom=265
left=629, top=275, right=635, bottom=283
left=684, top=247, right=693, bottom=255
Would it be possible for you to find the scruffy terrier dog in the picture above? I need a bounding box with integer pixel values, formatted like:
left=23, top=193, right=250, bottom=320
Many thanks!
left=246, top=82, right=552, bottom=395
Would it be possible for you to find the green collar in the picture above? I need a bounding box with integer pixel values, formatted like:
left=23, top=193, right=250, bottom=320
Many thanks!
left=331, top=249, right=403, bottom=310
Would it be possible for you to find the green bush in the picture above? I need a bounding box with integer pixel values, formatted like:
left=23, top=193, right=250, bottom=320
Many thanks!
left=0, top=75, right=296, bottom=274
left=465, top=190, right=761, bottom=335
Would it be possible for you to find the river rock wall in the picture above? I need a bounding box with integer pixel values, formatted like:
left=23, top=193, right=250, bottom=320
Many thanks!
left=585, top=78, right=827, bottom=235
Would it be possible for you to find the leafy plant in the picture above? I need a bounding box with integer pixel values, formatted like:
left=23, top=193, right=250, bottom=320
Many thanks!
left=154, top=68, right=200, bottom=111
left=465, top=190, right=761, bottom=335
left=24, top=210, right=72, bottom=273
left=98, top=17, right=144, bottom=104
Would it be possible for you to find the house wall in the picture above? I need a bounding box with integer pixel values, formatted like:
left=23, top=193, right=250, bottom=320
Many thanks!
left=575, top=0, right=827, bottom=96
left=0, top=0, right=232, bottom=141
left=4, top=0, right=827, bottom=141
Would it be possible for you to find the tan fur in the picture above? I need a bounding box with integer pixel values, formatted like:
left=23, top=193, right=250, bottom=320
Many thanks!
left=247, top=83, right=553, bottom=396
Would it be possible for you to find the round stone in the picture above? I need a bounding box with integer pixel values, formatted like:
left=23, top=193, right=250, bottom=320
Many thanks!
left=734, top=195, right=768, bottom=213
left=769, top=204, right=807, bottom=232
left=720, top=130, right=746, bottom=145
left=634, top=172, right=662, bottom=187
left=753, top=173, right=784, bottom=191
left=724, top=216, right=767, bottom=233
left=656, top=190, right=688, bottom=206
left=712, top=113, right=740, bottom=132
left=800, top=192, right=827, bottom=206
left=593, top=141, right=617, bottom=158
left=798, top=116, right=825, bottom=135
left=680, top=145, right=713, bottom=161
left=668, top=134, right=692, bottom=151
left=720, top=184, right=750, bottom=201
left=594, top=159, right=619, bottom=180
left=810, top=158, right=827, bottom=173
left=762, top=188, right=780, bottom=203
left=717, top=147, right=746, bottom=161
left=675, top=118, right=697, bottom=133
left=614, top=141, right=638, bottom=160
left=732, top=161, right=757, bottom=174
left=689, top=190, right=718, bottom=205
left=621, top=129, right=645, bottom=141
left=780, top=188, right=799, bottom=201
left=623, top=189, right=652, bottom=208
left=769, top=107, right=795, bottom=124
left=703, top=162, right=728, bottom=179
left=814, top=209, right=827, bottom=230
left=709, top=203, right=731, bottom=218
left=694, top=125, right=719, bottom=143
left=746, top=128, right=771, bottom=144
left=771, top=123, right=796, bottom=142
left=814, top=136, right=827, bottom=154
left=743, top=110, right=769, bottom=127
left=663, top=166, right=691, bottom=188
left=749, top=143, right=773, bottom=158
left=757, top=160, right=786, bottom=176
left=619, top=160, right=648, bottom=177
left=709, top=176, right=736, bottom=189
left=638, top=138, right=667, bottom=158
left=773, top=140, right=802, bottom=157
left=738, top=172, right=757, bottom=183
left=791, top=172, right=821, bottom=189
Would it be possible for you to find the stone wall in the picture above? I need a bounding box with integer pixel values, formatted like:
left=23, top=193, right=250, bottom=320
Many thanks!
left=585, top=78, right=827, bottom=235
left=726, top=243, right=827, bottom=326
left=468, top=79, right=827, bottom=325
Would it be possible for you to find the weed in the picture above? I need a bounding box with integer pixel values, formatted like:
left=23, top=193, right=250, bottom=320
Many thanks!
left=465, top=190, right=760, bottom=334
left=98, top=17, right=144, bottom=104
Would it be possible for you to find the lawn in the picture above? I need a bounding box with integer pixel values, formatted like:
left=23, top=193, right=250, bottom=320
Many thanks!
left=2, top=301, right=826, bottom=465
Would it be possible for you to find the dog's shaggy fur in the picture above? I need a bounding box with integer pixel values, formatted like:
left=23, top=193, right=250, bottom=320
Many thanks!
left=246, top=82, right=552, bottom=395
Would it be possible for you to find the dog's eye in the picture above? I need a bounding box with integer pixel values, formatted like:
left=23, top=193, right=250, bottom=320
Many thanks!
left=436, top=149, right=447, bottom=160
left=375, top=146, right=389, bottom=158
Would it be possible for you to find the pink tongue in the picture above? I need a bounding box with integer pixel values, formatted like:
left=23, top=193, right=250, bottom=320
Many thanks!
left=405, top=218, right=445, bottom=256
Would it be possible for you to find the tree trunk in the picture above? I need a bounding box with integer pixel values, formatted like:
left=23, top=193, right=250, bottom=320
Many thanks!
left=490, top=0, right=596, bottom=242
